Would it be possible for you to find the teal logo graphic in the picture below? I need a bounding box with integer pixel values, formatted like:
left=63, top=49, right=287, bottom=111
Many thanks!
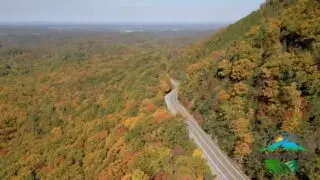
left=259, top=132, right=307, bottom=175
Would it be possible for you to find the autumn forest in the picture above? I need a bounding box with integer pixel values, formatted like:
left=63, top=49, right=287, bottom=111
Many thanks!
left=1, top=0, right=320, bottom=180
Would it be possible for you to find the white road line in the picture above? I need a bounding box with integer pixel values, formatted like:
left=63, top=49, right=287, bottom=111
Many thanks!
left=187, top=120, right=244, bottom=180
left=166, top=82, right=249, bottom=180
left=189, top=130, right=227, bottom=180
left=172, top=99, right=239, bottom=180
left=186, top=113, right=248, bottom=180
left=188, top=122, right=234, bottom=180
left=177, top=100, right=247, bottom=180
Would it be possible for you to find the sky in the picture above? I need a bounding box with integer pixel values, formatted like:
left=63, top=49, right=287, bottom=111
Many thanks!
left=0, top=0, right=264, bottom=23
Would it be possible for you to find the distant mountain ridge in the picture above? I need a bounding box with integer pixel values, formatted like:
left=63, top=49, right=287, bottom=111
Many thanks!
left=0, top=23, right=225, bottom=33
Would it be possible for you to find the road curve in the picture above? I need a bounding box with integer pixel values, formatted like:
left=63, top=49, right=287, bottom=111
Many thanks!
left=165, top=79, right=249, bottom=180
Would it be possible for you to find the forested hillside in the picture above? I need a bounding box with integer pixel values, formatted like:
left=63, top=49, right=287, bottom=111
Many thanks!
left=0, top=32, right=213, bottom=179
left=172, top=0, right=320, bottom=179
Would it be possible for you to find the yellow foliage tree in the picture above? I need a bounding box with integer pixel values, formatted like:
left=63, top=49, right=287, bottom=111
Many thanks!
left=217, top=89, right=231, bottom=101
left=232, top=117, right=250, bottom=136
left=159, top=75, right=171, bottom=93
left=281, top=83, right=304, bottom=132
left=122, top=169, right=150, bottom=180
left=192, top=149, right=204, bottom=159
left=234, top=133, right=254, bottom=156
left=231, top=59, right=256, bottom=81
left=217, top=59, right=232, bottom=78
left=259, top=80, right=279, bottom=100
left=231, top=82, right=249, bottom=96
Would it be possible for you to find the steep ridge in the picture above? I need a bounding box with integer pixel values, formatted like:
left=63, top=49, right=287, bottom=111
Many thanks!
left=172, top=0, right=320, bottom=179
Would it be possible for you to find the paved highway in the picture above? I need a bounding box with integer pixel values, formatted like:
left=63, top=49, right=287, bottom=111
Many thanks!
left=165, top=79, right=249, bottom=180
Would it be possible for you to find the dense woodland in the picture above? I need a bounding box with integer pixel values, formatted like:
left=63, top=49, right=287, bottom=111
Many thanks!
left=1, top=0, right=320, bottom=180
left=171, top=0, right=320, bottom=179
left=0, top=31, right=214, bottom=179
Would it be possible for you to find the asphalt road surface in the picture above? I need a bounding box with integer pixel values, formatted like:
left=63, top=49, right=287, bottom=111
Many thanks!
left=165, top=79, right=249, bottom=180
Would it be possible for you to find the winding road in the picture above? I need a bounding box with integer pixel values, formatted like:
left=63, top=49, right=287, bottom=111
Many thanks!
left=165, top=79, right=249, bottom=180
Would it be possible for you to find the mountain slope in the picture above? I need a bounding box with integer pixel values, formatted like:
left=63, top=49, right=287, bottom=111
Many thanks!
left=173, top=0, right=320, bottom=179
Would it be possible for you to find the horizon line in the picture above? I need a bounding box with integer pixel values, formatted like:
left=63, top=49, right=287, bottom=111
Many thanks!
left=0, top=21, right=231, bottom=25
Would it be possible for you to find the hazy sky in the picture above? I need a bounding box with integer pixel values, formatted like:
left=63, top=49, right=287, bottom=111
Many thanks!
left=0, top=0, right=264, bottom=23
